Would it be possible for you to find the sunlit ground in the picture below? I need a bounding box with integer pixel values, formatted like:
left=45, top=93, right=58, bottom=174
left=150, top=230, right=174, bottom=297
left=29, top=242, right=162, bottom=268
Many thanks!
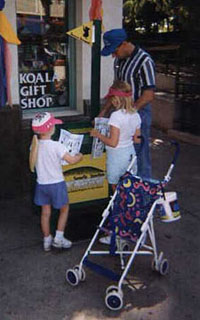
left=62, top=273, right=171, bottom=320
left=66, top=297, right=170, bottom=320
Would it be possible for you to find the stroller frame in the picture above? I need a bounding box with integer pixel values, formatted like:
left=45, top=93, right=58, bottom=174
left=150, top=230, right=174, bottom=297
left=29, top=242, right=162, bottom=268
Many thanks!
left=66, top=143, right=180, bottom=311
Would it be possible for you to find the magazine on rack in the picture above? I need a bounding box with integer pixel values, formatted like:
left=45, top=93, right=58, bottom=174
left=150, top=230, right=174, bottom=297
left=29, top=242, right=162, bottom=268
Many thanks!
left=91, top=117, right=109, bottom=158
left=59, top=129, right=84, bottom=165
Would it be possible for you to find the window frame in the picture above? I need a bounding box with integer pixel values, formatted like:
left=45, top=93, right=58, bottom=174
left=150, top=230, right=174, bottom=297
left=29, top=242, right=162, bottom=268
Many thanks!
left=16, top=0, right=77, bottom=118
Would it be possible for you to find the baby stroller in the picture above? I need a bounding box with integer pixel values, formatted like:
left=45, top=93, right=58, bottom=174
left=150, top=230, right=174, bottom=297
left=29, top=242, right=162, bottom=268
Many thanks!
left=66, top=142, right=180, bottom=311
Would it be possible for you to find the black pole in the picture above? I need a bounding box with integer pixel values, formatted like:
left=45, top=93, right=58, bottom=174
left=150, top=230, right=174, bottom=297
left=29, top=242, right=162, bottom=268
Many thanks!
left=90, top=19, right=102, bottom=120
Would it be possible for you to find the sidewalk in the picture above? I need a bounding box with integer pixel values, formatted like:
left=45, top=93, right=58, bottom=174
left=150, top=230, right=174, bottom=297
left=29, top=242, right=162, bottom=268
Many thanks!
left=0, top=128, right=199, bottom=320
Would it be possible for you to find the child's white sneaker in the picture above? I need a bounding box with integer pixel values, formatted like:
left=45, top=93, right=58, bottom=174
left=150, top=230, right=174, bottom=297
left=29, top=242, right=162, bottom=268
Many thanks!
left=43, top=235, right=53, bottom=252
left=52, top=237, right=72, bottom=249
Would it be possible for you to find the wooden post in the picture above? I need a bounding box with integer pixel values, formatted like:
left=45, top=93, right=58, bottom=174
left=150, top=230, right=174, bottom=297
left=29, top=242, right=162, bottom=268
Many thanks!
left=90, top=19, right=102, bottom=120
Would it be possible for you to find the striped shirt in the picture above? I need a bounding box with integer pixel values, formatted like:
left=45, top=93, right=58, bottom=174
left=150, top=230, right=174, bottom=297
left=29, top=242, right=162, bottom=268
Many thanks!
left=114, top=46, right=156, bottom=102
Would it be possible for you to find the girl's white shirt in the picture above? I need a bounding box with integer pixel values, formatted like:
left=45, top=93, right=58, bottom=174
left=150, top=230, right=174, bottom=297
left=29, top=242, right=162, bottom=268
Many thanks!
left=35, top=140, right=67, bottom=184
left=106, top=109, right=141, bottom=149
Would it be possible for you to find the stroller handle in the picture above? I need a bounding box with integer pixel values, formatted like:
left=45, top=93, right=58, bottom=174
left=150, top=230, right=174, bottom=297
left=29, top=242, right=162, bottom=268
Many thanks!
left=164, top=141, right=180, bottom=182
left=171, top=141, right=180, bottom=165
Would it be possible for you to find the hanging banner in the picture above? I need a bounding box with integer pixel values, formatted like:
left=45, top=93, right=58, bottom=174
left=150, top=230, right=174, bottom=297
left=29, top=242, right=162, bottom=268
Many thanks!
left=66, top=21, right=93, bottom=46
left=0, top=11, right=21, bottom=44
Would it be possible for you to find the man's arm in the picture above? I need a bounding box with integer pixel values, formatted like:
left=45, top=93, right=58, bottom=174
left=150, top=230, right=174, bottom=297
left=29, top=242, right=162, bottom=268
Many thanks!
left=133, top=128, right=141, bottom=143
left=134, top=55, right=156, bottom=111
left=134, top=89, right=155, bottom=111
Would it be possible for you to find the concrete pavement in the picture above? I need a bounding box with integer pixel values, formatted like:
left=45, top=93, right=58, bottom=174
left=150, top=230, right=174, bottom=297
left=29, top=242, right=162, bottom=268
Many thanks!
left=0, top=128, right=200, bottom=320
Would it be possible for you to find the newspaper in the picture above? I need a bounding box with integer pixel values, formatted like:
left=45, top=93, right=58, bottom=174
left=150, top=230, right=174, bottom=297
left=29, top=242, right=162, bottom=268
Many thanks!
left=59, top=129, right=84, bottom=165
left=91, top=117, right=109, bottom=158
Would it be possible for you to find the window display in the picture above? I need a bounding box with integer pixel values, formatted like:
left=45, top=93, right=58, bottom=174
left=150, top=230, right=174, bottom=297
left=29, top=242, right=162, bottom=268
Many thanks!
left=16, top=0, right=69, bottom=110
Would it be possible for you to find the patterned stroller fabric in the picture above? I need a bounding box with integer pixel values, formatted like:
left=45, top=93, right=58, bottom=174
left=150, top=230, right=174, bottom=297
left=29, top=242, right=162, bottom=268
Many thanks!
left=110, top=172, right=164, bottom=241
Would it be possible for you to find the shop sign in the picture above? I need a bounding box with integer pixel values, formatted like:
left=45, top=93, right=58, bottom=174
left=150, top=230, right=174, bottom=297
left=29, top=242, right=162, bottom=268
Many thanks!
left=66, top=21, right=94, bottom=46
left=19, top=71, right=57, bottom=109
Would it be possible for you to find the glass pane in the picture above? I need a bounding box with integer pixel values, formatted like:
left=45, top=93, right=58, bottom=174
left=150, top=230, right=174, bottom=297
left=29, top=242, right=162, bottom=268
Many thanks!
left=16, top=0, right=69, bottom=110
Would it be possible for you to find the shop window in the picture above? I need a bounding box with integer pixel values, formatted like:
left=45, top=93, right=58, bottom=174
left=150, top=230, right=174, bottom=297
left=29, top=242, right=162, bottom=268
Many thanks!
left=16, top=0, right=73, bottom=112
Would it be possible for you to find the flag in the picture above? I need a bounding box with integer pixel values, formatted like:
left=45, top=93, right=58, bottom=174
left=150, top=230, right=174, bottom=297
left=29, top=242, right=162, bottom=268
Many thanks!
left=0, top=8, right=20, bottom=107
left=0, top=11, right=21, bottom=44
left=0, top=0, right=5, bottom=11
left=0, top=36, right=7, bottom=107
left=4, top=41, right=12, bottom=106
left=89, top=0, right=103, bottom=20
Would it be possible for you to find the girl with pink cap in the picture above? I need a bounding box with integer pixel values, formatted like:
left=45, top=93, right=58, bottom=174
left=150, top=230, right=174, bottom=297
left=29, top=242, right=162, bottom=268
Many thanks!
left=30, top=112, right=83, bottom=251
left=91, top=80, right=141, bottom=194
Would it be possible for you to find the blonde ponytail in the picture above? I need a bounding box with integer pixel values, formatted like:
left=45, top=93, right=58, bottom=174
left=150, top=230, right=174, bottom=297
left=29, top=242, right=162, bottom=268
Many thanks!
left=29, top=134, right=39, bottom=173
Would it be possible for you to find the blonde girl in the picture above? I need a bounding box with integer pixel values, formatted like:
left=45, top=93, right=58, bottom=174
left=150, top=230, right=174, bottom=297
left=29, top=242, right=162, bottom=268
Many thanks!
left=91, top=80, right=141, bottom=193
left=30, top=112, right=82, bottom=251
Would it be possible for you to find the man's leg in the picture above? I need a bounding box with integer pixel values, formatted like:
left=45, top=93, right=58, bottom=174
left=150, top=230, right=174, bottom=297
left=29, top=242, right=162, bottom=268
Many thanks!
left=135, top=105, right=152, bottom=179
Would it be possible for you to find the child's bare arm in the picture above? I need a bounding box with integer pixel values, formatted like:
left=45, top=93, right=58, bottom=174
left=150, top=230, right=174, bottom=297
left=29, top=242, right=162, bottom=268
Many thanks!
left=62, top=152, right=83, bottom=164
left=90, top=125, right=119, bottom=148
left=133, top=128, right=141, bottom=144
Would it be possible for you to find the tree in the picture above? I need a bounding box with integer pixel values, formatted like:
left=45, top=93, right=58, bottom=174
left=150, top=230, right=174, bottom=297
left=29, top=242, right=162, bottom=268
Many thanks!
left=123, top=0, right=200, bottom=35
left=123, top=0, right=172, bottom=33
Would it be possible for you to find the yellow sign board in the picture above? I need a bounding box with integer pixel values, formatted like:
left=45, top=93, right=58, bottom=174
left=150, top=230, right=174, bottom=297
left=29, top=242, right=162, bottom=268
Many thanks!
left=66, top=21, right=93, bottom=46
left=62, top=153, right=108, bottom=204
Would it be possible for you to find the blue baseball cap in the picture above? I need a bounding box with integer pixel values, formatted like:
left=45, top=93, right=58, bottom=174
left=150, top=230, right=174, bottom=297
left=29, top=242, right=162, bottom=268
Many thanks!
left=101, top=28, right=127, bottom=56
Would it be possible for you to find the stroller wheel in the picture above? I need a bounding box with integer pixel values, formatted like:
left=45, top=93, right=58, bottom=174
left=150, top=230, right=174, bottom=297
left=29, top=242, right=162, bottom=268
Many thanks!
left=106, top=285, right=120, bottom=296
left=105, top=291, right=123, bottom=311
left=159, top=259, right=169, bottom=275
left=74, top=265, right=86, bottom=281
left=66, top=268, right=79, bottom=286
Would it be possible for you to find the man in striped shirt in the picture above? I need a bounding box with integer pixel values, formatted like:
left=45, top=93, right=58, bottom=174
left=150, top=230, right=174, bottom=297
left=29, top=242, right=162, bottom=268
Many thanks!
left=100, top=28, right=156, bottom=179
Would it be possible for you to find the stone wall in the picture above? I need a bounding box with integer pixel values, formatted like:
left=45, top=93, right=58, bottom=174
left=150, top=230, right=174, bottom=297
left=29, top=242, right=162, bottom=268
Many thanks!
left=156, top=72, right=176, bottom=93
left=0, top=106, right=25, bottom=199
left=152, top=92, right=176, bottom=131
left=153, top=72, right=200, bottom=142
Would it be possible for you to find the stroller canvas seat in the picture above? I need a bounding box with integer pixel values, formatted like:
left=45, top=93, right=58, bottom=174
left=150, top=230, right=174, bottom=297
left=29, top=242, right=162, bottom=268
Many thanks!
left=110, top=173, right=164, bottom=241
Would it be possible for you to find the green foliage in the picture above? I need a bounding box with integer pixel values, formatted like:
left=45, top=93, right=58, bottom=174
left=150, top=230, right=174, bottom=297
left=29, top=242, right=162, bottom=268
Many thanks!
left=123, top=0, right=200, bottom=34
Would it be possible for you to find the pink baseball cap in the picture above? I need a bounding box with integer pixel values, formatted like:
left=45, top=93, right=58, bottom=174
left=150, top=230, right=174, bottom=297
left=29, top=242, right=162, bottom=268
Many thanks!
left=32, top=112, right=63, bottom=134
